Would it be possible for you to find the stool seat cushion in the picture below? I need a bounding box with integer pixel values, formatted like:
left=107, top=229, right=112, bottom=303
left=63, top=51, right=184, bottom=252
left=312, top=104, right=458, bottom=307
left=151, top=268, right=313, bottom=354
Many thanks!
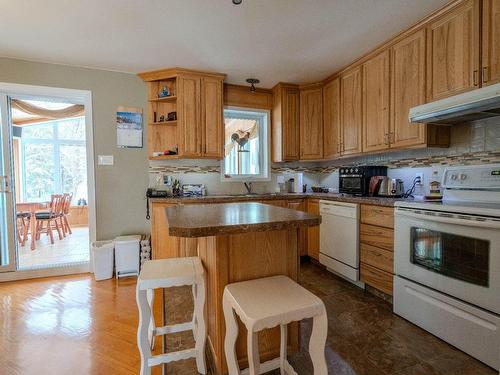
left=224, top=275, right=325, bottom=331
left=138, top=257, right=204, bottom=290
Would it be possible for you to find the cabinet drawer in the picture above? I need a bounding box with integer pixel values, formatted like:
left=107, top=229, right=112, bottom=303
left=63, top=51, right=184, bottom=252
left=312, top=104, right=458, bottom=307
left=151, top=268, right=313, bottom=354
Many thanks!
left=360, top=223, right=394, bottom=251
left=360, top=205, right=394, bottom=229
left=360, top=263, right=393, bottom=295
left=360, top=243, right=393, bottom=274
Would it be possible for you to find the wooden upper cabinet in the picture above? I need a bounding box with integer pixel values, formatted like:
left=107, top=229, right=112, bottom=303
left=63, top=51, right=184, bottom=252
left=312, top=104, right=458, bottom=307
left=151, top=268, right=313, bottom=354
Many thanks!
left=201, top=76, right=224, bottom=158
left=340, top=66, right=363, bottom=156
left=482, top=0, right=500, bottom=86
left=272, top=83, right=300, bottom=162
left=426, top=0, right=480, bottom=100
left=299, top=85, right=323, bottom=160
left=362, top=50, right=391, bottom=153
left=323, top=78, right=341, bottom=159
left=390, top=29, right=427, bottom=148
left=178, top=74, right=202, bottom=157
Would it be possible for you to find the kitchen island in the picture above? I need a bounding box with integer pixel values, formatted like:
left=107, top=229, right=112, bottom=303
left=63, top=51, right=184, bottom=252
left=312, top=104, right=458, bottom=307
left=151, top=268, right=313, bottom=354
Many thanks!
left=164, top=202, right=321, bottom=375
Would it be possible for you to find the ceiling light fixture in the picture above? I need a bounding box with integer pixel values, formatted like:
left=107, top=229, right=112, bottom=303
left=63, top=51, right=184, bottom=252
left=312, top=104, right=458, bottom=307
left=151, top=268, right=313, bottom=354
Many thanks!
left=246, top=78, right=260, bottom=93
left=232, top=0, right=242, bottom=4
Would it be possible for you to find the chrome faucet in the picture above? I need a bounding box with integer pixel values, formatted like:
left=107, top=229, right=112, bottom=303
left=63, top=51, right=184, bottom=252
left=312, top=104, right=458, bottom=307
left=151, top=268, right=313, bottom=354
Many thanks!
left=244, top=182, right=252, bottom=194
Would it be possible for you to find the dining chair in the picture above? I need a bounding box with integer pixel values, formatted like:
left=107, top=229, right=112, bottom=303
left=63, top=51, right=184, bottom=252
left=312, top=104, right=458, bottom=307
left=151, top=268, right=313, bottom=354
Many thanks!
left=16, top=211, right=31, bottom=246
left=61, top=193, right=73, bottom=236
left=35, top=194, right=65, bottom=244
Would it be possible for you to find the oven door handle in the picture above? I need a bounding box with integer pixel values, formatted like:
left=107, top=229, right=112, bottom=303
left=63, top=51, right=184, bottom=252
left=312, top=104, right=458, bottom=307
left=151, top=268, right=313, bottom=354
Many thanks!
left=396, top=209, right=500, bottom=229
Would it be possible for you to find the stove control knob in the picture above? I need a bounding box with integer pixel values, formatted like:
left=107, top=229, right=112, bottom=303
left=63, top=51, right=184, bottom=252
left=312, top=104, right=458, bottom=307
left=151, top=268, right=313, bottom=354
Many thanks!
left=451, top=174, right=458, bottom=180
left=459, top=173, right=467, bottom=181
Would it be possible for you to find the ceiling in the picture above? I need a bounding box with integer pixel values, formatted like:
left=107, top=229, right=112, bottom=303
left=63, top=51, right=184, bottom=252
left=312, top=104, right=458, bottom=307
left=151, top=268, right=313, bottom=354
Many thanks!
left=0, top=0, right=449, bottom=87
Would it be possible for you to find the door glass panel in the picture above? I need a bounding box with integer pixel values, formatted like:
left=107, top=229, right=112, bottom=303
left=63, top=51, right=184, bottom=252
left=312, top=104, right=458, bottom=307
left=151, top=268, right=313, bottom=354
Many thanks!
left=24, top=143, right=55, bottom=202
left=410, top=227, right=490, bottom=287
left=60, top=144, right=87, bottom=204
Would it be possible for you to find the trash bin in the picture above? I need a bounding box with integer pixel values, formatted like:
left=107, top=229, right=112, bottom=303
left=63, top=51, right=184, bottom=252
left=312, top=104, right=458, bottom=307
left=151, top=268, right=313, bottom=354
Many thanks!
left=91, top=240, right=115, bottom=281
left=114, top=235, right=141, bottom=278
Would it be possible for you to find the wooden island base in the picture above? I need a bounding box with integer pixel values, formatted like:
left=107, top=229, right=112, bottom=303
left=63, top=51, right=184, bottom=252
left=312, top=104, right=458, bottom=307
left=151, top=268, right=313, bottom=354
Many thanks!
left=198, top=227, right=300, bottom=375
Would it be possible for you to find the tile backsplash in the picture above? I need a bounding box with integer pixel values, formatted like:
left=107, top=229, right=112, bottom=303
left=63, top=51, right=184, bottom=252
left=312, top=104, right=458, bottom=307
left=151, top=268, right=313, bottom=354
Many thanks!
left=149, top=118, right=500, bottom=195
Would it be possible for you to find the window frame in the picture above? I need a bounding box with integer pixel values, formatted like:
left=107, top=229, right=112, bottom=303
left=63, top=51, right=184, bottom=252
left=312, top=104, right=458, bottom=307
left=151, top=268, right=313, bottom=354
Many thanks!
left=221, top=106, right=271, bottom=182
left=19, top=117, right=86, bottom=203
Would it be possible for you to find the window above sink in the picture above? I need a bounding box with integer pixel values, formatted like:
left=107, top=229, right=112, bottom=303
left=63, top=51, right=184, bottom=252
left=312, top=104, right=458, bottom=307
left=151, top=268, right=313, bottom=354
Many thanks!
left=222, top=107, right=270, bottom=182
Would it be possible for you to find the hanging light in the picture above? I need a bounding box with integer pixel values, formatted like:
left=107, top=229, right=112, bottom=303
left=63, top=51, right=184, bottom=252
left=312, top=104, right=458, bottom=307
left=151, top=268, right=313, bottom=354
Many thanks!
left=232, top=0, right=242, bottom=4
left=246, top=78, right=260, bottom=93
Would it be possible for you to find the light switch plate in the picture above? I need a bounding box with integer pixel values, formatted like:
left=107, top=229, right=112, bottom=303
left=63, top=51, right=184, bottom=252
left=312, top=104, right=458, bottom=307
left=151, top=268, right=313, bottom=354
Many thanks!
left=98, top=155, right=114, bottom=166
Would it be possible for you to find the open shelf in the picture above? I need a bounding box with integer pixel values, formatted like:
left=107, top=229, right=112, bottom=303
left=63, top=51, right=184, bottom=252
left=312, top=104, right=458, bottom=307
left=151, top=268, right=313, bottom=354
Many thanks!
left=149, top=154, right=179, bottom=160
left=149, top=120, right=177, bottom=126
left=148, top=96, right=177, bottom=103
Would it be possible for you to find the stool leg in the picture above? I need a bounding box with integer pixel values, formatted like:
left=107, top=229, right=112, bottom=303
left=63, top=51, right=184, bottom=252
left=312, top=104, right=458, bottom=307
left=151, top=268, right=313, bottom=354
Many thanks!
left=223, top=292, right=240, bottom=375
left=309, top=311, right=328, bottom=375
left=280, top=324, right=287, bottom=375
left=136, top=286, right=152, bottom=375
left=247, top=330, right=260, bottom=375
left=192, top=283, right=198, bottom=338
left=194, top=276, right=207, bottom=374
left=147, top=288, right=155, bottom=350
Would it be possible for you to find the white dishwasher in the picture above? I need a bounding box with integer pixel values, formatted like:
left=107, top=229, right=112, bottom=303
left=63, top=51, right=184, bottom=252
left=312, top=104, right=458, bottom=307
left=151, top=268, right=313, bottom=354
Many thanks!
left=319, top=200, right=360, bottom=282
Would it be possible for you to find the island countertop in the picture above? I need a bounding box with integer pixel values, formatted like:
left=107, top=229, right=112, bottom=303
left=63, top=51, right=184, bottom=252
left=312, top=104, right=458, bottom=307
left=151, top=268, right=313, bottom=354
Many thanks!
left=166, top=202, right=321, bottom=238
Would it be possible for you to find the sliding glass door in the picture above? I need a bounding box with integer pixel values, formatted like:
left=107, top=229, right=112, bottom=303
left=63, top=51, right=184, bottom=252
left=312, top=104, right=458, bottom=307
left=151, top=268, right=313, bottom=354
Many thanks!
left=0, top=93, right=16, bottom=272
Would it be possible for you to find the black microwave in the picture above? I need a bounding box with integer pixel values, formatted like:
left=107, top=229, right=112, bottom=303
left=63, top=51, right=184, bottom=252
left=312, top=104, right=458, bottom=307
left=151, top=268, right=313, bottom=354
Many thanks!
left=339, top=166, right=387, bottom=196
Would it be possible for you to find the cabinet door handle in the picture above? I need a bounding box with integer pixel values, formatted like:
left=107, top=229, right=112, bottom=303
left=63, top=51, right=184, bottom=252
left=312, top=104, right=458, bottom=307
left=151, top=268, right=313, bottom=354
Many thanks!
left=473, top=70, right=479, bottom=86
left=483, top=66, right=489, bottom=83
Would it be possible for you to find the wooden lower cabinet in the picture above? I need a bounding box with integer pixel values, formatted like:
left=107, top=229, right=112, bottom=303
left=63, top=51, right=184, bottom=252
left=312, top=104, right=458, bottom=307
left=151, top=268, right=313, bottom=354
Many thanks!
left=360, top=263, right=393, bottom=296
left=359, top=205, right=395, bottom=296
left=151, top=201, right=198, bottom=259
left=307, top=199, right=320, bottom=260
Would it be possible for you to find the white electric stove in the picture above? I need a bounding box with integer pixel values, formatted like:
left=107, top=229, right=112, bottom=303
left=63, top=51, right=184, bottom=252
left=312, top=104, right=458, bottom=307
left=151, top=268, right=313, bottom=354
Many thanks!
left=394, top=164, right=500, bottom=371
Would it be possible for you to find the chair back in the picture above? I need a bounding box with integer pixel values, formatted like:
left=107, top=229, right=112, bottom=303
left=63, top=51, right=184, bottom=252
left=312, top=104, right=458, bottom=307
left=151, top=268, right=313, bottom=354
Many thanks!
left=48, top=194, right=65, bottom=216
left=63, top=193, right=73, bottom=214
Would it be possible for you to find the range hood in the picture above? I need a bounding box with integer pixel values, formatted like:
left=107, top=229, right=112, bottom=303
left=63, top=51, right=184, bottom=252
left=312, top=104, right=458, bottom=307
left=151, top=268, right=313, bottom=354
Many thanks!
left=409, top=82, right=500, bottom=125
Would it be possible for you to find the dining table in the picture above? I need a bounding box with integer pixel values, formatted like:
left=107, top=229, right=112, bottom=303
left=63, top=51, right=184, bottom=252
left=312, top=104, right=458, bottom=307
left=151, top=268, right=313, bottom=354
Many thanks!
left=16, top=202, right=49, bottom=250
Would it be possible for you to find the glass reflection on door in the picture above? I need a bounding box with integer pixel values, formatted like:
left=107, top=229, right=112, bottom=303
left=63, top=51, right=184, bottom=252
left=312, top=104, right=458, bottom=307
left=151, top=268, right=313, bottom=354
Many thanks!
left=410, top=227, right=490, bottom=287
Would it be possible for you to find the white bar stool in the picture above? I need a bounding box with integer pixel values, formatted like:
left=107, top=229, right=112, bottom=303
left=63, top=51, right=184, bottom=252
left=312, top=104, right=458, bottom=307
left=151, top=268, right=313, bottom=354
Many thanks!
left=223, top=275, right=328, bottom=375
left=136, top=257, right=207, bottom=375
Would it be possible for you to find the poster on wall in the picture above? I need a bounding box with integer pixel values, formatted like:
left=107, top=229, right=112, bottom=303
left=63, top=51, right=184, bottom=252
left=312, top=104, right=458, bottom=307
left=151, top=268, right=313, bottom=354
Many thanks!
left=116, top=106, right=143, bottom=148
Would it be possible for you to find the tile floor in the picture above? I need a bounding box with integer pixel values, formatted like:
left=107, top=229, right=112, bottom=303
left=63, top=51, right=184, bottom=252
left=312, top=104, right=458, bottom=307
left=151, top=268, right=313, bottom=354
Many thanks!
left=18, top=226, right=90, bottom=269
left=164, top=261, right=497, bottom=375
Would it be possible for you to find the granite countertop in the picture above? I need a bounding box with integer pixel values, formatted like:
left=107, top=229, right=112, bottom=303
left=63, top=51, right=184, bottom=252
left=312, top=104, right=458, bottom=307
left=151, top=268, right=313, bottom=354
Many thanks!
left=165, top=202, right=322, bottom=238
left=151, top=192, right=411, bottom=207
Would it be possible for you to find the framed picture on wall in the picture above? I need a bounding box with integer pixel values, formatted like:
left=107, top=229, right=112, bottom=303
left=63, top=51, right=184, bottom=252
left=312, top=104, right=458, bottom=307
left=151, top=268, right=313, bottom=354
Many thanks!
left=116, top=106, right=143, bottom=148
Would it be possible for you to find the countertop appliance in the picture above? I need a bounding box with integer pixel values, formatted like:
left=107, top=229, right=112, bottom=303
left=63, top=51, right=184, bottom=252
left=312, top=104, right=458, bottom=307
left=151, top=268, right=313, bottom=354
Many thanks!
left=339, top=166, right=387, bottom=196
left=409, top=81, right=500, bottom=124
left=394, top=164, right=500, bottom=370
left=319, top=200, right=360, bottom=283
left=369, top=177, right=404, bottom=197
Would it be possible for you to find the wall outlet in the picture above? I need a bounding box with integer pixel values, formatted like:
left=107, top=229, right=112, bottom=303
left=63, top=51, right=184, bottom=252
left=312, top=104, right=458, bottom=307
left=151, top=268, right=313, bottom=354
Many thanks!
left=415, top=172, right=424, bottom=185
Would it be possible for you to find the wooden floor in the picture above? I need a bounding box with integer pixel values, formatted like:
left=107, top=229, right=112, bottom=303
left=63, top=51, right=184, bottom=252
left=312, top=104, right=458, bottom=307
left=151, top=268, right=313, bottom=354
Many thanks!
left=0, top=274, right=162, bottom=375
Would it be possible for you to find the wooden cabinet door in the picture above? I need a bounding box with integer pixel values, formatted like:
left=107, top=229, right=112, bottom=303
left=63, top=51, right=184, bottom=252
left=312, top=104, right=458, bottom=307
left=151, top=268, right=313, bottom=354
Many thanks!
left=323, top=78, right=341, bottom=159
left=390, top=29, right=427, bottom=148
left=482, top=0, right=500, bottom=86
left=201, top=76, right=223, bottom=158
left=340, top=67, right=362, bottom=156
left=299, top=86, right=323, bottom=160
left=282, top=87, right=300, bottom=160
left=362, top=50, right=390, bottom=153
left=426, top=0, right=480, bottom=100
left=307, top=199, right=320, bottom=260
left=178, top=74, right=202, bottom=157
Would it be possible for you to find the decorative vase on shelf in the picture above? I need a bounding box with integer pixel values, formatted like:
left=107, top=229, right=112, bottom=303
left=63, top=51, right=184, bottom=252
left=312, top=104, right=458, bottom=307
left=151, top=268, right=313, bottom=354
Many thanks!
left=159, top=86, right=170, bottom=98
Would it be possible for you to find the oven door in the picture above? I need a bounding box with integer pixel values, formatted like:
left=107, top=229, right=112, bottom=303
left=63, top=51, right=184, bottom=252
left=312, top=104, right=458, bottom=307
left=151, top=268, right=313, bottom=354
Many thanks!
left=394, top=207, right=500, bottom=314
left=339, top=176, right=363, bottom=194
